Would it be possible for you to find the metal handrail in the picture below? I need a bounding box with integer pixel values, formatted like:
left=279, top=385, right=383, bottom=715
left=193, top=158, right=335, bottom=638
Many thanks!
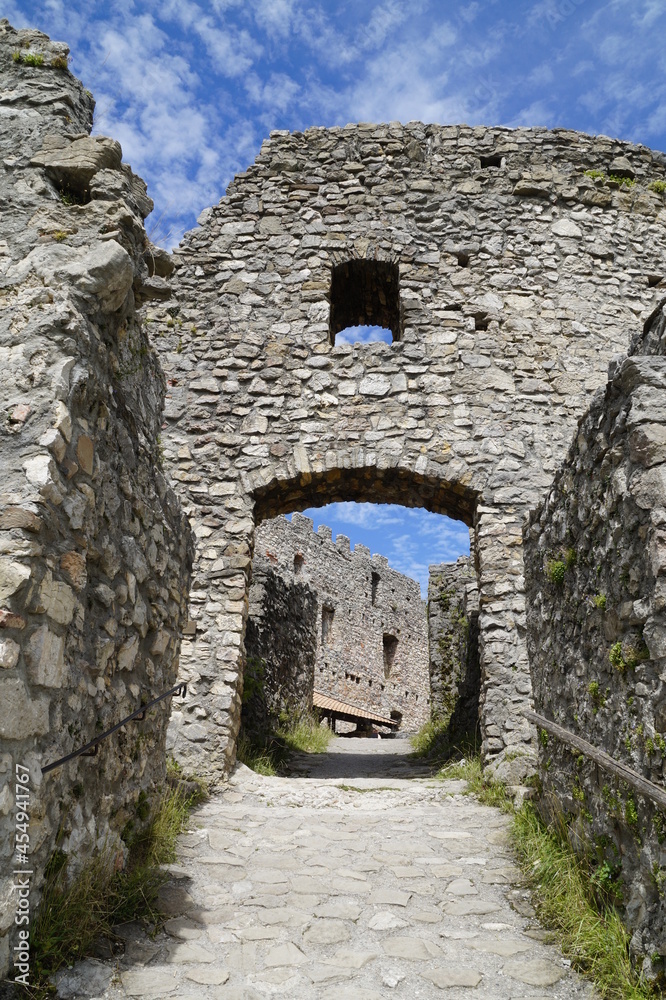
left=42, top=682, right=187, bottom=775
left=522, top=708, right=666, bottom=811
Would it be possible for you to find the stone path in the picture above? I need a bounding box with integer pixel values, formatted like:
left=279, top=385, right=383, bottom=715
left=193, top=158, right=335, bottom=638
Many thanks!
left=55, top=740, right=596, bottom=999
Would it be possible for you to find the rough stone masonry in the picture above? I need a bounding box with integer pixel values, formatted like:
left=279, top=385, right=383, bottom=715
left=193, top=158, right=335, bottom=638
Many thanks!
left=251, top=512, right=430, bottom=730
left=4, top=14, right=666, bottom=981
left=524, top=299, right=666, bottom=967
left=156, top=111, right=666, bottom=781
left=0, top=22, right=192, bottom=978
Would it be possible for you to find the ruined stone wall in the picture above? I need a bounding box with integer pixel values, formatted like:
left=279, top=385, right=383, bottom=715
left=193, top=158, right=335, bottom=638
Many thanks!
left=253, top=513, right=430, bottom=729
left=427, top=558, right=481, bottom=744
left=157, top=114, right=666, bottom=780
left=523, top=301, right=666, bottom=967
left=242, top=553, right=317, bottom=739
left=0, top=22, right=192, bottom=978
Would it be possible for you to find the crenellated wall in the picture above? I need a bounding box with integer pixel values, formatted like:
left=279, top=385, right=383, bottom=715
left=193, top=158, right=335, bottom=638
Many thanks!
left=0, top=21, right=192, bottom=978
left=252, top=513, right=430, bottom=729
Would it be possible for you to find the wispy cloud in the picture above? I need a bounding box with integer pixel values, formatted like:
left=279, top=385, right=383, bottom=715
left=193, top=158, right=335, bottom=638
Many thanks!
left=11, top=0, right=666, bottom=245
left=297, top=503, right=470, bottom=596
left=335, top=326, right=392, bottom=346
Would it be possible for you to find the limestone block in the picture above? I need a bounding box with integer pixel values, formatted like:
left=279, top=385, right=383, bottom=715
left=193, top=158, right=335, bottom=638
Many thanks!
left=54, top=401, right=72, bottom=441
left=630, top=465, right=666, bottom=510
left=0, top=559, right=30, bottom=603
left=25, top=625, right=66, bottom=687
left=0, top=638, right=19, bottom=669
left=8, top=242, right=133, bottom=313
left=552, top=218, right=582, bottom=238
left=38, top=428, right=66, bottom=462
left=38, top=572, right=76, bottom=625
left=76, top=435, right=94, bottom=475
left=359, top=374, right=391, bottom=396
left=0, top=679, right=49, bottom=738
left=31, top=135, right=122, bottom=193
left=23, top=455, right=62, bottom=504
left=117, top=635, right=140, bottom=672
left=60, top=551, right=87, bottom=591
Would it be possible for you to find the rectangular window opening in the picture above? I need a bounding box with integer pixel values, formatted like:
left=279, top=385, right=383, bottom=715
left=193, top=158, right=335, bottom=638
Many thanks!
left=329, top=258, right=401, bottom=345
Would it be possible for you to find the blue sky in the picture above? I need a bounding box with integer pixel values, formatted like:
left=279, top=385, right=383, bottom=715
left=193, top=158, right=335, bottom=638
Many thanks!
left=9, top=0, right=666, bottom=592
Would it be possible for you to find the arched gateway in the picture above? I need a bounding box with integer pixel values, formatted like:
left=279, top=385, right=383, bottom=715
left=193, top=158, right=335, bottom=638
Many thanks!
left=157, top=122, right=666, bottom=779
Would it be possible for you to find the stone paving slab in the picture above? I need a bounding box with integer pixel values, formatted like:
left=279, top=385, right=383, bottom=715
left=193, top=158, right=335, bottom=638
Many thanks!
left=54, top=740, right=597, bottom=999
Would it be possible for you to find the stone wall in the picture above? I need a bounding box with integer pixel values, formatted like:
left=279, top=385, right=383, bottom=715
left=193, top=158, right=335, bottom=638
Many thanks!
left=156, top=114, right=666, bottom=781
left=427, top=557, right=481, bottom=745
left=253, top=513, right=430, bottom=729
left=0, top=22, right=192, bottom=978
left=523, top=300, right=666, bottom=968
left=242, top=553, right=317, bottom=739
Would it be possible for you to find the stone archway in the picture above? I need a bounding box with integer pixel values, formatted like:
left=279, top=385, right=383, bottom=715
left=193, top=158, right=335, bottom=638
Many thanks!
left=158, top=121, right=666, bottom=782
left=166, top=452, right=530, bottom=780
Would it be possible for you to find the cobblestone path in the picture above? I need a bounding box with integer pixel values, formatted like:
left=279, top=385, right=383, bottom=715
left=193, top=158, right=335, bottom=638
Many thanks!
left=55, top=740, right=596, bottom=1000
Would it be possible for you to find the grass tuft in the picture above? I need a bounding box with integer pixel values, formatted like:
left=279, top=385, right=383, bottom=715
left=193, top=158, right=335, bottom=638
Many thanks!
left=276, top=713, right=332, bottom=754
left=438, top=754, right=513, bottom=812
left=410, top=715, right=450, bottom=757
left=512, top=805, right=656, bottom=999
left=29, top=780, right=205, bottom=995
left=237, top=713, right=333, bottom=775
left=236, top=732, right=279, bottom=775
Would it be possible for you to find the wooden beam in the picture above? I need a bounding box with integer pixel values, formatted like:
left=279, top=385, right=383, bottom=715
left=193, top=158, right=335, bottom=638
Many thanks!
left=522, top=708, right=666, bottom=812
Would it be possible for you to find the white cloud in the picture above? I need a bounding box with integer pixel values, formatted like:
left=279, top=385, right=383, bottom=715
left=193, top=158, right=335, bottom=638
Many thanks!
left=335, top=326, right=392, bottom=345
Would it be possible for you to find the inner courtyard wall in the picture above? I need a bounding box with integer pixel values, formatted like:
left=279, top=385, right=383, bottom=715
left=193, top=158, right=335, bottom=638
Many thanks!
left=523, top=300, right=666, bottom=965
left=254, top=513, right=430, bottom=729
left=156, top=117, right=666, bottom=779
left=427, top=558, right=481, bottom=744
left=242, top=551, right=317, bottom=739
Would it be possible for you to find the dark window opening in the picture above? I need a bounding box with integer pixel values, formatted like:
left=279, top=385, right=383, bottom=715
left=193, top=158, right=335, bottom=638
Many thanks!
left=648, top=274, right=663, bottom=287
left=329, top=258, right=401, bottom=345
left=390, top=709, right=403, bottom=724
left=383, top=633, right=398, bottom=678
left=371, top=571, right=380, bottom=606
left=457, top=251, right=470, bottom=268
left=293, top=553, right=304, bottom=577
left=474, top=314, right=490, bottom=331
left=322, top=606, right=334, bottom=645
left=479, top=154, right=504, bottom=169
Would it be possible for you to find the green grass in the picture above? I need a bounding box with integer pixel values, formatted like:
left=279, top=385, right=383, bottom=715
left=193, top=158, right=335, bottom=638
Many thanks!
left=439, top=756, right=657, bottom=998
left=236, top=731, right=279, bottom=775
left=237, top=714, right=334, bottom=775
left=512, top=806, right=657, bottom=999
left=438, top=754, right=513, bottom=812
left=29, top=779, right=205, bottom=995
left=410, top=715, right=451, bottom=756
left=276, top=714, right=333, bottom=754
left=410, top=715, right=479, bottom=770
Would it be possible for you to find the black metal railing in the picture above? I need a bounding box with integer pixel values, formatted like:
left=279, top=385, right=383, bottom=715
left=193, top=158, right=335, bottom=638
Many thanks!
left=42, top=682, right=187, bottom=775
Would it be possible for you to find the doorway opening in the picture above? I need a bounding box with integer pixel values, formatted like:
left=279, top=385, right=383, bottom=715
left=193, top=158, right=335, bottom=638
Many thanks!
left=243, top=481, right=479, bottom=779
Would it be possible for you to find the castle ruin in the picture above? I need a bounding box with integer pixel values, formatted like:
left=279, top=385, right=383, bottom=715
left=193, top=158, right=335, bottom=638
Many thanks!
left=2, top=17, right=666, bottom=973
